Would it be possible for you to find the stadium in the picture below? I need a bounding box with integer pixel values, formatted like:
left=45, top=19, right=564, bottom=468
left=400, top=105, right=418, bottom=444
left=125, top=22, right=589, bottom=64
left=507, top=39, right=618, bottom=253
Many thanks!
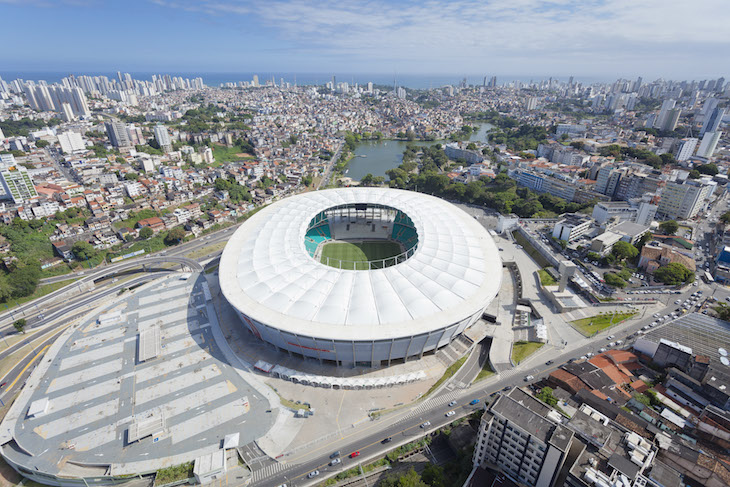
left=219, top=187, right=502, bottom=367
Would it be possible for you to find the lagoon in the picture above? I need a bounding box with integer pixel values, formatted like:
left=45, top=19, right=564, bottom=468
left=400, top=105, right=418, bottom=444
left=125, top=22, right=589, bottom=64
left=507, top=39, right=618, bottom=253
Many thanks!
left=345, top=123, right=493, bottom=181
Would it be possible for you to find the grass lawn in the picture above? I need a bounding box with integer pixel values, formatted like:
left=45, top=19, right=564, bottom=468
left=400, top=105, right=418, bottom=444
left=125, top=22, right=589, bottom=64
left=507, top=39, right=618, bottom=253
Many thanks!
left=512, top=341, right=544, bottom=365
left=570, top=311, right=638, bottom=337
left=320, top=241, right=402, bottom=270
left=475, top=362, right=496, bottom=382
left=211, top=144, right=254, bottom=165
left=424, top=355, right=467, bottom=398
left=538, top=269, right=557, bottom=286
left=185, top=241, right=226, bottom=260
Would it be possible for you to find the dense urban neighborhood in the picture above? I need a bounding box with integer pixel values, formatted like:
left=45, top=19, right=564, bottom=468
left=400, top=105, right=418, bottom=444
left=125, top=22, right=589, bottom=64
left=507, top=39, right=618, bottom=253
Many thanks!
left=1, top=71, right=730, bottom=487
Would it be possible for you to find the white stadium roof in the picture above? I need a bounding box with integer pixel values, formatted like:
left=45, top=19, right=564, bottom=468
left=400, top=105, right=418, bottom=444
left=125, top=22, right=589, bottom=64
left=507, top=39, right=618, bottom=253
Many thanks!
left=219, top=188, right=501, bottom=341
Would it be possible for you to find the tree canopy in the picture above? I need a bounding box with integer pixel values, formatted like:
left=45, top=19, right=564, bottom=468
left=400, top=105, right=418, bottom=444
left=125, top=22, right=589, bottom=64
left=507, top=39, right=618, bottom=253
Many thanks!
left=659, top=220, right=679, bottom=235
left=611, top=241, right=639, bottom=261
left=653, top=263, right=693, bottom=285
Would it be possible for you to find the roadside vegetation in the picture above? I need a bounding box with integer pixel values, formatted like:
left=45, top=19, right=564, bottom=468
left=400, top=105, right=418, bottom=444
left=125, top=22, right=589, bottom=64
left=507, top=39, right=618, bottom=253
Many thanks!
left=570, top=311, right=638, bottom=336
left=537, top=269, right=557, bottom=286
left=424, top=355, right=467, bottom=397
left=511, top=341, right=544, bottom=364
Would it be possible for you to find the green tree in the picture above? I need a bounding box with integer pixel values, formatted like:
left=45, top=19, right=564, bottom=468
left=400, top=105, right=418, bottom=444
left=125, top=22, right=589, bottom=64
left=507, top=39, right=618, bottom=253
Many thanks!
left=611, top=241, right=639, bottom=261
left=421, top=464, right=445, bottom=487
left=721, top=212, right=730, bottom=224
left=125, top=172, right=139, bottom=181
left=537, top=386, right=558, bottom=406
left=713, top=302, right=730, bottom=321
left=8, top=265, right=41, bottom=298
left=697, top=163, right=719, bottom=176
left=35, top=139, right=49, bottom=148
left=164, top=227, right=186, bottom=245
left=636, top=232, right=652, bottom=250
left=72, top=241, right=97, bottom=261
left=604, top=273, right=626, bottom=288
left=380, top=468, right=428, bottom=487
left=360, top=173, right=375, bottom=186
left=659, top=220, right=679, bottom=235
left=13, top=318, right=26, bottom=334
left=466, top=142, right=477, bottom=150
left=138, top=227, right=153, bottom=239
left=653, top=262, right=694, bottom=285
left=214, top=178, right=231, bottom=191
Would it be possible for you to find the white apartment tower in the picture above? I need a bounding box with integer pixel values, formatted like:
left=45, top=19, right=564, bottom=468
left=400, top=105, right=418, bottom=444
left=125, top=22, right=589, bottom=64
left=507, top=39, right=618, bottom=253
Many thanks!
left=153, top=125, right=172, bottom=153
left=675, top=137, right=698, bottom=161
left=697, top=131, right=722, bottom=159
left=473, top=389, right=574, bottom=487
left=658, top=180, right=713, bottom=220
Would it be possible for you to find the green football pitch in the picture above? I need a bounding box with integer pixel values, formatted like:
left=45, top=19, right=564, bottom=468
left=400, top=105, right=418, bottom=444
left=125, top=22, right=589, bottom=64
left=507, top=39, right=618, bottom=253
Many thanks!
left=320, top=241, right=403, bottom=270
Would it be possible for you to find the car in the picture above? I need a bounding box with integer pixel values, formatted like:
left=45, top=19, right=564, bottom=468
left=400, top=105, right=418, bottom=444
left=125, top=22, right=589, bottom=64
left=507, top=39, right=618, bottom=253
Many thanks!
left=420, top=422, right=431, bottom=428
left=503, top=386, right=511, bottom=391
left=276, top=484, right=287, bottom=487
left=580, top=355, right=587, bottom=360
left=606, top=335, right=615, bottom=340
left=382, top=437, right=393, bottom=444
left=330, top=451, right=341, bottom=459
left=545, top=360, right=554, bottom=365
left=449, top=400, right=457, bottom=407
left=653, top=313, right=660, bottom=318
left=330, top=458, right=341, bottom=466
left=615, top=340, right=623, bottom=345
left=350, top=451, right=361, bottom=458
left=609, top=342, right=616, bottom=347
left=599, top=347, right=607, bottom=353
left=470, top=399, right=481, bottom=405
left=307, top=471, right=320, bottom=478
left=446, top=410, right=456, bottom=417
left=675, top=299, right=681, bottom=304
left=524, top=375, right=535, bottom=381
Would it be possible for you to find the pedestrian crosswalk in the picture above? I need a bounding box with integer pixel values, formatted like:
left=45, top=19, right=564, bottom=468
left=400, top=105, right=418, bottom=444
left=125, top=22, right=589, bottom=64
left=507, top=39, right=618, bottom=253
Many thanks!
left=251, top=461, right=289, bottom=483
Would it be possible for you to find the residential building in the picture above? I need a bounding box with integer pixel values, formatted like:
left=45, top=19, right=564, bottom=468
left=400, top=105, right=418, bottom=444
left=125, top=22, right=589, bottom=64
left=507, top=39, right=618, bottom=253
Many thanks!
left=553, top=214, right=592, bottom=242
left=591, top=201, right=636, bottom=225
left=444, top=143, right=484, bottom=165
left=653, top=99, right=676, bottom=130
left=638, top=241, right=696, bottom=273
left=675, top=137, right=698, bottom=161
left=657, top=180, right=713, bottom=220
left=696, top=131, right=721, bottom=159
left=473, top=388, right=574, bottom=487
left=153, top=125, right=172, bottom=153
left=590, top=231, right=622, bottom=254
left=0, top=160, right=39, bottom=204
left=57, top=132, right=85, bottom=154
left=700, top=107, right=725, bottom=136
left=105, top=121, right=132, bottom=148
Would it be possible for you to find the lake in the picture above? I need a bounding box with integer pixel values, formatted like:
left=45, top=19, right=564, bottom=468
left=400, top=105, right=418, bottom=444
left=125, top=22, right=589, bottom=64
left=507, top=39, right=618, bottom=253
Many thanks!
left=345, top=123, right=493, bottom=181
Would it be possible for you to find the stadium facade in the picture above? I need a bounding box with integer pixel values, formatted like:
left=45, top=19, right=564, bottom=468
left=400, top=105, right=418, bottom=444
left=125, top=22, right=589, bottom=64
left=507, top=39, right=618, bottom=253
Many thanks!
left=219, top=188, right=502, bottom=367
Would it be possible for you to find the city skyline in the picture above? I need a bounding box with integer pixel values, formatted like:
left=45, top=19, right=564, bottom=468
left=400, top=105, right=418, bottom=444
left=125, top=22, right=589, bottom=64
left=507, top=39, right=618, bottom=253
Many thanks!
left=1, top=0, right=729, bottom=78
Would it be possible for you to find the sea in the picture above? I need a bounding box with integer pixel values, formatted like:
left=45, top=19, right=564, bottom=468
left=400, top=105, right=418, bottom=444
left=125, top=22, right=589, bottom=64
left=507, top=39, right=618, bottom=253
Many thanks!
left=0, top=71, right=607, bottom=89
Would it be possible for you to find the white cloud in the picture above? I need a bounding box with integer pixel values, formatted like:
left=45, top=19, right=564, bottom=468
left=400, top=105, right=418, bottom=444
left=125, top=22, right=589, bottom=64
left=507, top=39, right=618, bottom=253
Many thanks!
left=152, top=0, right=730, bottom=76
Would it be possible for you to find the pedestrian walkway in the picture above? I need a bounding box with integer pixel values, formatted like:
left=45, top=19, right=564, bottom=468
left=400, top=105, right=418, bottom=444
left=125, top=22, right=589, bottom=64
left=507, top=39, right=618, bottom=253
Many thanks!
left=251, top=460, right=291, bottom=483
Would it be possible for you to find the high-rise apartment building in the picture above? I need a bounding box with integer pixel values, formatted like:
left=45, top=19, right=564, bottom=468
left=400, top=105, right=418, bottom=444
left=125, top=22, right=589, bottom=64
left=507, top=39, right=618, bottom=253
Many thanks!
left=658, top=180, right=713, bottom=220
left=525, top=97, right=538, bottom=111
left=153, top=125, right=172, bottom=153
left=105, top=121, right=132, bottom=148
left=653, top=99, right=676, bottom=130
left=697, top=131, right=722, bottom=159
left=473, top=388, right=574, bottom=487
left=0, top=156, right=39, bottom=204
left=700, top=107, right=725, bottom=136
left=675, top=137, right=698, bottom=161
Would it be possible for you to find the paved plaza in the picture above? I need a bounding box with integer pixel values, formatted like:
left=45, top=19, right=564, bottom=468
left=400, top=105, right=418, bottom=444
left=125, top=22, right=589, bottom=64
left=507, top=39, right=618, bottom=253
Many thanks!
left=1, top=274, right=276, bottom=477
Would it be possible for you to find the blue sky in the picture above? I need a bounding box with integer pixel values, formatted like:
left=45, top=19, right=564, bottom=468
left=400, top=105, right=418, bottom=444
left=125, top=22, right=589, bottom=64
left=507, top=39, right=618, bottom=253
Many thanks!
left=1, top=0, right=729, bottom=79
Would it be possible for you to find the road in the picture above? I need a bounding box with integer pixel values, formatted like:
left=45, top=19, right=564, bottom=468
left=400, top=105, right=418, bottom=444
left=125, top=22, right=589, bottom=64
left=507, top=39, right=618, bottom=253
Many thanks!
left=0, top=224, right=241, bottom=329
left=257, top=281, right=728, bottom=487
left=317, top=141, right=344, bottom=190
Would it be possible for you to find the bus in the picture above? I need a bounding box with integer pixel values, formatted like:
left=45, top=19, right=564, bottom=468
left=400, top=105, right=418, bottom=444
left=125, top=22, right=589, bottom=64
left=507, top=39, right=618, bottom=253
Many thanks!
left=703, top=270, right=715, bottom=283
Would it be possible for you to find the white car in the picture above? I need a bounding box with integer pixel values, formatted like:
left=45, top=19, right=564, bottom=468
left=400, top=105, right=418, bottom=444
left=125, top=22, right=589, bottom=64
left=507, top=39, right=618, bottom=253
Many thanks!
left=446, top=410, right=456, bottom=417
left=524, top=375, right=535, bottom=381
left=307, top=471, right=320, bottom=479
left=606, top=335, right=615, bottom=340
left=599, top=347, right=607, bottom=353
left=449, top=400, right=457, bottom=407
left=330, top=458, right=341, bottom=466
left=420, top=421, right=431, bottom=428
